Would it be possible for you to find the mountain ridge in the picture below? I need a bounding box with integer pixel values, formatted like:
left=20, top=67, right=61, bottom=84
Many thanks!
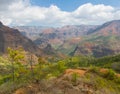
left=71, top=20, right=120, bottom=57
left=12, top=20, right=120, bottom=57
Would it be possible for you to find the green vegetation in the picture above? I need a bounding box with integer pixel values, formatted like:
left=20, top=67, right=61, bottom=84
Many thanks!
left=71, top=73, right=80, bottom=85
left=0, top=48, right=120, bottom=94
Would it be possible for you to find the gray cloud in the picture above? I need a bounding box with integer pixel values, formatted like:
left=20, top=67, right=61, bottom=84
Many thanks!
left=0, top=0, right=16, bottom=10
left=0, top=0, right=16, bottom=5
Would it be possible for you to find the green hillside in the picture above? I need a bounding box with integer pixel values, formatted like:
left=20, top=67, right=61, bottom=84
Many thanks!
left=0, top=48, right=120, bottom=94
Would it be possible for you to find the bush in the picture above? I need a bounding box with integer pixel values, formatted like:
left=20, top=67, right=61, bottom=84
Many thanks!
left=103, top=69, right=116, bottom=80
left=89, top=66, right=100, bottom=74
left=71, top=73, right=79, bottom=85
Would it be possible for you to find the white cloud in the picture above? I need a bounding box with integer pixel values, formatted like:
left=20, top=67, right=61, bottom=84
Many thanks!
left=0, top=0, right=120, bottom=26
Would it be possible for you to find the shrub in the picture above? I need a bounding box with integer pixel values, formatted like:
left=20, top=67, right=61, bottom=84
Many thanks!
left=103, top=69, right=116, bottom=80
left=89, top=66, right=100, bottom=74
left=71, top=73, right=79, bottom=85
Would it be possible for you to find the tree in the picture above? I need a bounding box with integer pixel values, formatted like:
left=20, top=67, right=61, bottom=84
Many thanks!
left=7, top=47, right=25, bottom=81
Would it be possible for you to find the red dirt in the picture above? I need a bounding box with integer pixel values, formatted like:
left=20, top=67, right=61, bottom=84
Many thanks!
left=64, top=69, right=86, bottom=76
left=99, top=68, right=109, bottom=74
left=13, top=88, right=25, bottom=94
left=99, top=68, right=120, bottom=78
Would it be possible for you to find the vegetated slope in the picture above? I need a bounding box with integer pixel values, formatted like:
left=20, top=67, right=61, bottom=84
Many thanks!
left=0, top=21, right=43, bottom=56
left=62, top=20, right=120, bottom=57
left=0, top=49, right=120, bottom=94
left=12, top=53, right=120, bottom=94
left=72, top=35, right=120, bottom=57
left=13, top=68, right=120, bottom=94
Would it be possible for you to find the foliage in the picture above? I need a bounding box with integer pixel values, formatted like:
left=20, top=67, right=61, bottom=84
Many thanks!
left=7, top=47, right=25, bottom=81
left=71, top=73, right=79, bottom=85
left=7, top=47, right=25, bottom=63
left=0, top=48, right=120, bottom=93
left=89, top=66, right=100, bottom=74
left=102, top=69, right=116, bottom=80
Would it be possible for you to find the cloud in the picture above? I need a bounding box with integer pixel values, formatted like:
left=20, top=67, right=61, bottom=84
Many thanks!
left=0, top=0, right=120, bottom=26
left=0, top=0, right=15, bottom=9
left=72, top=3, right=115, bottom=24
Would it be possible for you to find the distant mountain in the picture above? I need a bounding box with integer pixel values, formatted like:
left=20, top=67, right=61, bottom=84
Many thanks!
left=34, top=25, right=98, bottom=49
left=71, top=20, right=120, bottom=57
left=87, top=20, right=120, bottom=35
left=13, top=26, right=50, bottom=40
left=12, top=20, right=120, bottom=57
left=0, top=21, right=44, bottom=56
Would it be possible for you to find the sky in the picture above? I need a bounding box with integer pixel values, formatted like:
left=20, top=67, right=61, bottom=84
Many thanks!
left=0, top=0, right=120, bottom=26
left=31, top=0, right=120, bottom=11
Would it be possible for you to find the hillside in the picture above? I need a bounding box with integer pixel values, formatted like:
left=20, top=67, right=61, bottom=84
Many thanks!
left=0, top=21, right=43, bottom=56
left=0, top=53, right=120, bottom=94
left=87, top=20, right=120, bottom=35
left=33, top=25, right=98, bottom=49
left=12, top=20, right=120, bottom=57
left=71, top=35, right=120, bottom=57
left=14, top=20, right=120, bottom=58
left=57, top=20, right=120, bottom=57
left=13, top=68, right=120, bottom=94
left=13, top=26, right=50, bottom=40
